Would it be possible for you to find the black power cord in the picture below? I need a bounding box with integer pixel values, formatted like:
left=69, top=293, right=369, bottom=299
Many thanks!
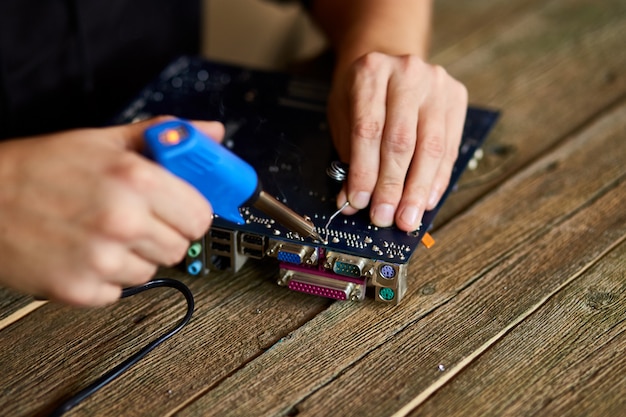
left=49, top=278, right=195, bottom=417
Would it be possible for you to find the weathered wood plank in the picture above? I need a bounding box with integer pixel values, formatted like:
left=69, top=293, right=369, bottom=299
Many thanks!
left=409, top=242, right=626, bottom=417
left=0, top=300, right=47, bottom=331
left=176, top=99, right=626, bottom=414
left=1, top=1, right=624, bottom=416
left=0, top=261, right=330, bottom=417
left=431, top=0, right=546, bottom=54
left=289, top=0, right=543, bottom=74
left=0, top=290, right=36, bottom=323
left=432, top=0, right=626, bottom=225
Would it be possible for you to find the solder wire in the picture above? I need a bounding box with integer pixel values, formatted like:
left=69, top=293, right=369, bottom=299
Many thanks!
left=324, top=201, right=350, bottom=244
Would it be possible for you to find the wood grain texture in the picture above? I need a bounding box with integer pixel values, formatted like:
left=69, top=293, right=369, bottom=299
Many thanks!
left=431, top=0, right=546, bottom=54
left=431, top=0, right=626, bottom=226
left=0, top=300, right=47, bottom=331
left=0, top=290, right=36, bottom=322
left=410, top=242, right=626, bottom=417
left=1, top=0, right=624, bottom=416
left=176, top=102, right=626, bottom=415
left=0, top=262, right=330, bottom=417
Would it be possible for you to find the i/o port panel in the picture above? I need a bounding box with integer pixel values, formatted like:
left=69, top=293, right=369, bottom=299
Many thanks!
left=206, top=227, right=247, bottom=272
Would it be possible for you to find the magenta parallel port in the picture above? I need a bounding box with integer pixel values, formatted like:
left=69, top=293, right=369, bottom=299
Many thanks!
left=279, top=262, right=366, bottom=285
left=289, top=280, right=348, bottom=300
left=283, top=270, right=365, bottom=301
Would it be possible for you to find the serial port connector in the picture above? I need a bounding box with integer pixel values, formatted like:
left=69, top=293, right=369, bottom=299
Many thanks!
left=325, top=251, right=373, bottom=278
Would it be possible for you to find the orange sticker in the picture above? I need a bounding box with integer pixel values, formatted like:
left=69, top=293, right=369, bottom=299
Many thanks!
left=421, top=232, right=435, bottom=249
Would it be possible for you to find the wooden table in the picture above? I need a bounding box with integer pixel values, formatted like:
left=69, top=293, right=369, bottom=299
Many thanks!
left=1, top=0, right=624, bottom=415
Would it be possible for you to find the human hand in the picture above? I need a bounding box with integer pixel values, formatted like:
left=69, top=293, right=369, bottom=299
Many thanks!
left=0, top=117, right=224, bottom=306
left=328, top=52, right=468, bottom=232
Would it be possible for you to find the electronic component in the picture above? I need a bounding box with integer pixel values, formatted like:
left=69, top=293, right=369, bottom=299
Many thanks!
left=267, top=240, right=318, bottom=265
left=116, top=56, right=499, bottom=304
left=186, top=238, right=206, bottom=276
left=282, top=272, right=365, bottom=302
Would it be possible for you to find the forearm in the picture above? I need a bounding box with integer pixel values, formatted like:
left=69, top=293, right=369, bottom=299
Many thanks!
left=309, top=0, right=432, bottom=70
left=309, top=0, right=467, bottom=232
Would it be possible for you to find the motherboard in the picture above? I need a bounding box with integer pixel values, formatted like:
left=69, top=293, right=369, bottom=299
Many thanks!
left=116, top=56, right=499, bottom=304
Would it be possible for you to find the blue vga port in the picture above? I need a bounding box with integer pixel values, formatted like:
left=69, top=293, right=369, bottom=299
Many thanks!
left=269, top=241, right=318, bottom=265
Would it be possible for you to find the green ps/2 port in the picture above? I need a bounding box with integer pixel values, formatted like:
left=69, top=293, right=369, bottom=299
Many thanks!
left=378, top=287, right=395, bottom=301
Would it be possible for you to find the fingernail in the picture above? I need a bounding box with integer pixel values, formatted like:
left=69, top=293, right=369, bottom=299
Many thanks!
left=351, top=191, right=371, bottom=209
left=400, top=206, right=420, bottom=229
left=428, top=189, right=440, bottom=208
left=372, top=204, right=395, bottom=227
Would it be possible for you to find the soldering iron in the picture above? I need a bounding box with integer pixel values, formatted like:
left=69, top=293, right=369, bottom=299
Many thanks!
left=144, top=118, right=324, bottom=242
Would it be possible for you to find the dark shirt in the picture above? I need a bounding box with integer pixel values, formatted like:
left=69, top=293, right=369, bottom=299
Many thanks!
left=0, top=0, right=201, bottom=139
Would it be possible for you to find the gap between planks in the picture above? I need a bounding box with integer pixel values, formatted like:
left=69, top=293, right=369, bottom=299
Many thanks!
left=0, top=300, right=48, bottom=332
left=390, top=232, right=626, bottom=417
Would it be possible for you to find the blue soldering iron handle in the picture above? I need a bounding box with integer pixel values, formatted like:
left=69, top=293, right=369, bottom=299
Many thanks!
left=144, top=119, right=259, bottom=224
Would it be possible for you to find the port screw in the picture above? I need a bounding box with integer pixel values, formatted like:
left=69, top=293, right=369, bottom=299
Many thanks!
left=323, top=257, right=334, bottom=269
left=277, top=273, right=289, bottom=286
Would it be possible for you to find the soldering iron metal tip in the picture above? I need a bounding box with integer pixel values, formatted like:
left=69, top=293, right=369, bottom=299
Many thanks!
left=253, top=191, right=323, bottom=243
left=309, top=229, right=325, bottom=244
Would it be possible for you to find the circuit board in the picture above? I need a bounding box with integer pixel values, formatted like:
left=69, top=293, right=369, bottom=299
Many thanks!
left=116, top=56, right=499, bottom=304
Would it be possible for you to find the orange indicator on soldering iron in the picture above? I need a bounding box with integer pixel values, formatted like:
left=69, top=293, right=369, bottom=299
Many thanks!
left=159, top=127, right=187, bottom=145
